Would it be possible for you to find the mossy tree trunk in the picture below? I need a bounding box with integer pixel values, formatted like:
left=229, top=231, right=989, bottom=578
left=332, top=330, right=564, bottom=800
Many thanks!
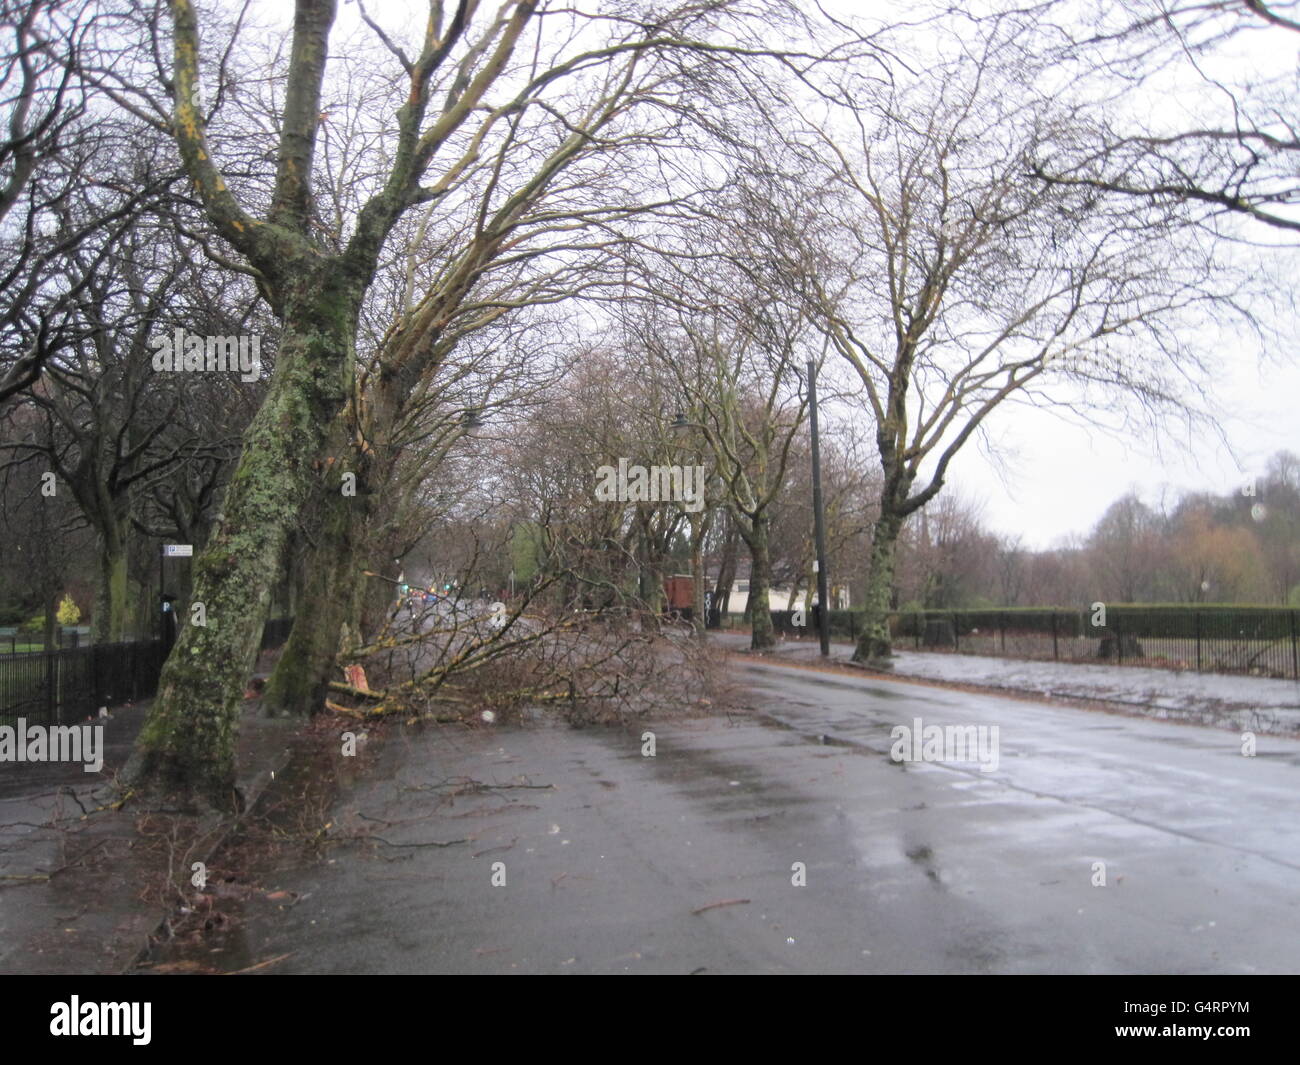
left=262, top=422, right=367, bottom=717
left=264, top=349, right=424, bottom=715
left=851, top=507, right=904, bottom=666
left=136, top=274, right=360, bottom=805
left=139, top=0, right=605, bottom=801
left=351, top=452, right=406, bottom=643
left=744, top=513, right=775, bottom=651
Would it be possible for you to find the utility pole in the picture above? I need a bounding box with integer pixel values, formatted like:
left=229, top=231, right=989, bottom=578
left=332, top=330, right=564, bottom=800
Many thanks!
left=808, top=359, right=830, bottom=657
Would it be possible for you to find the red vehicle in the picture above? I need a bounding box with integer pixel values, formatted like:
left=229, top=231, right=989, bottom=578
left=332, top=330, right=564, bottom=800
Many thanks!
left=663, top=574, right=694, bottom=612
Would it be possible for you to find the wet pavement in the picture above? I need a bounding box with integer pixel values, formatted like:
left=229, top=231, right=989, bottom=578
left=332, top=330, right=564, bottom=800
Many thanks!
left=0, top=702, right=161, bottom=973
left=0, top=695, right=297, bottom=974
left=156, top=656, right=1300, bottom=974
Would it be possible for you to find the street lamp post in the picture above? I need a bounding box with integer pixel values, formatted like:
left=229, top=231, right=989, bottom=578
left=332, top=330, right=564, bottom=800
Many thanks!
left=808, top=359, right=831, bottom=657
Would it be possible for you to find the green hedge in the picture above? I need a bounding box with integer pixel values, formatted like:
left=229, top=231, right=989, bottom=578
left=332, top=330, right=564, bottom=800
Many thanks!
left=889, top=605, right=1298, bottom=640
left=743, top=604, right=1298, bottom=643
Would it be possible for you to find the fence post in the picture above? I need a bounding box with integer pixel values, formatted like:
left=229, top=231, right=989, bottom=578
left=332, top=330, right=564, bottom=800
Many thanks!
left=1116, top=613, right=1123, bottom=665
left=45, top=649, right=57, bottom=724
left=1195, top=611, right=1202, bottom=673
left=1000, top=612, right=1006, bottom=654
left=89, top=642, right=99, bottom=711
left=1291, top=610, right=1298, bottom=681
left=915, top=612, right=920, bottom=650
left=1051, top=611, right=1059, bottom=660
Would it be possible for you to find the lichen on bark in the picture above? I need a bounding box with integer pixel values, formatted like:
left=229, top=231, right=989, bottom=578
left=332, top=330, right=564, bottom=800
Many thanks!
left=852, top=509, right=904, bottom=668
left=134, top=272, right=360, bottom=807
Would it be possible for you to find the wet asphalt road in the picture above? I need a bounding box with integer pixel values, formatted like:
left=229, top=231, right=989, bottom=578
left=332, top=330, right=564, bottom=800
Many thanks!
left=209, top=657, right=1300, bottom=974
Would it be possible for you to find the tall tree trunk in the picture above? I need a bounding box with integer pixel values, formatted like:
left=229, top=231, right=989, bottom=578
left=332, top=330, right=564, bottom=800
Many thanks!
left=635, top=514, right=663, bottom=631
left=354, top=474, right=405, bottom=642
left=747, top=514, right=775, bottom=651
left=134, top=275, right=359, bottom=807
left=133, top=572, right=153, bottom=645
left=357, top=551, right=399, bottom=643
left=263, top=520, right=355, bottom=718
left=689, top=512, right=710, bottom=637
left=852, top=508, right=904, bottom=666
left=712, top=518, right=739, bottom=628
left=43, top=585, right=58, bottom=652
left=265, top=410, right=399, bottom=715
left=262, top=442, right=363, bottom=717
left=91, top=514, right=129, bottom=644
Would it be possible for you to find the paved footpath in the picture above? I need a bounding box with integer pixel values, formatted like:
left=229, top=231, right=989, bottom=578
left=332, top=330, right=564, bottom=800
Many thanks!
left=0, top=699, right=295, bottom=974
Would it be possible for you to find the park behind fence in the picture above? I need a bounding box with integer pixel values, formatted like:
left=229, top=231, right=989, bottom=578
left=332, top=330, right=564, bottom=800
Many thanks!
left=0, top=617, right=294, bottom=728
left=764, top=605, right=1300, bottom=681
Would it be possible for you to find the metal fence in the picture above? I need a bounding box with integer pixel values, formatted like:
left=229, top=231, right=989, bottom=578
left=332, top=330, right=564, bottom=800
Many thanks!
left=0, top=617, right=295, bottom=728
left=763, top=606, right=1300, bottom=680
left=0, top=625, right=94, bottom=653
left=0, top=640, right=166, bottom=728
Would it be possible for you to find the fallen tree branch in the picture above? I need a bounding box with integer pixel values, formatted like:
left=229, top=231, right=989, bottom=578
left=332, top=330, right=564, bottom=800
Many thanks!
left=368, top=835, right=471, bottom=848
left=691, top=898, right=750, bottom=915
left=227, top=952, right=293, bottom=975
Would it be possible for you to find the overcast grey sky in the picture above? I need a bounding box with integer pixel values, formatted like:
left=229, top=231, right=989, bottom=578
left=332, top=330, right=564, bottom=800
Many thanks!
left=835, top=0, right=1300, bottom=549
left=944, top=353, right=1300, bottom=549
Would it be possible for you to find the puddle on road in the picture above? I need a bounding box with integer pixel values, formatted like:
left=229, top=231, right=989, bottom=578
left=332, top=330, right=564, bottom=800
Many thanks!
left=905, top=844, right=944, bottom=889
left=741, top=668, right=916, bottom=703
left=750, top=710, right=902, bottom=768
left=1250, top=751, right=1300, bottom=764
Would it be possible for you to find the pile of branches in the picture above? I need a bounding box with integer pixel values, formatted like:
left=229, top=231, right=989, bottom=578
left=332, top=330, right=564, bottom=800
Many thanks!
left=325, top=579, right=728, bottom=726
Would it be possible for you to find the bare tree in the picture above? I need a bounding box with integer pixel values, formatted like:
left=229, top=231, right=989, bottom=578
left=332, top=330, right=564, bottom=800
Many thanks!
left=789, top=16, right=1236, bottom=664
left=1086, top=492, right=1166, bottom=603
left=97, top=0, right=847, bottom=804
left=635, top=298, right=811, bottom=650
left=994, top=533, right=1028, bottom=607
left=0, top=1, right=176, bottom=403
left=0, top=407, right=91, bottom=649
left=1033, top=0, right=1300, bottom=235
left=0, top=168, right=249, bottom=642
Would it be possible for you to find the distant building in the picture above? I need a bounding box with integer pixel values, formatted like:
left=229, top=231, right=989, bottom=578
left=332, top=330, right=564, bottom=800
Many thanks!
left=695, top=566, right=851, bottom=615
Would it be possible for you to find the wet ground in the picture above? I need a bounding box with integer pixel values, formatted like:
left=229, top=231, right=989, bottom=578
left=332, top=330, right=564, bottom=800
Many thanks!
left=0, top=690, right=297, bottom=974
left=0, top=702, right=162, bottom=973
left=140, top=655, right=1300, bottom=974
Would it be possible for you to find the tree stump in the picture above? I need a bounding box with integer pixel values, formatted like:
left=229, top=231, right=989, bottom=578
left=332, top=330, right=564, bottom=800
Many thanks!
left=923, top=618, right=956, bottom=648
left=1097, top=633, right=1144, bottom=660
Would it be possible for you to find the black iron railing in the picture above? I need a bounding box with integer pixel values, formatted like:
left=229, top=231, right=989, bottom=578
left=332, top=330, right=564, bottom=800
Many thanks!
left=762, top=605, right=1300, bottom=680
left=0, top=617, right=295, bottom=727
